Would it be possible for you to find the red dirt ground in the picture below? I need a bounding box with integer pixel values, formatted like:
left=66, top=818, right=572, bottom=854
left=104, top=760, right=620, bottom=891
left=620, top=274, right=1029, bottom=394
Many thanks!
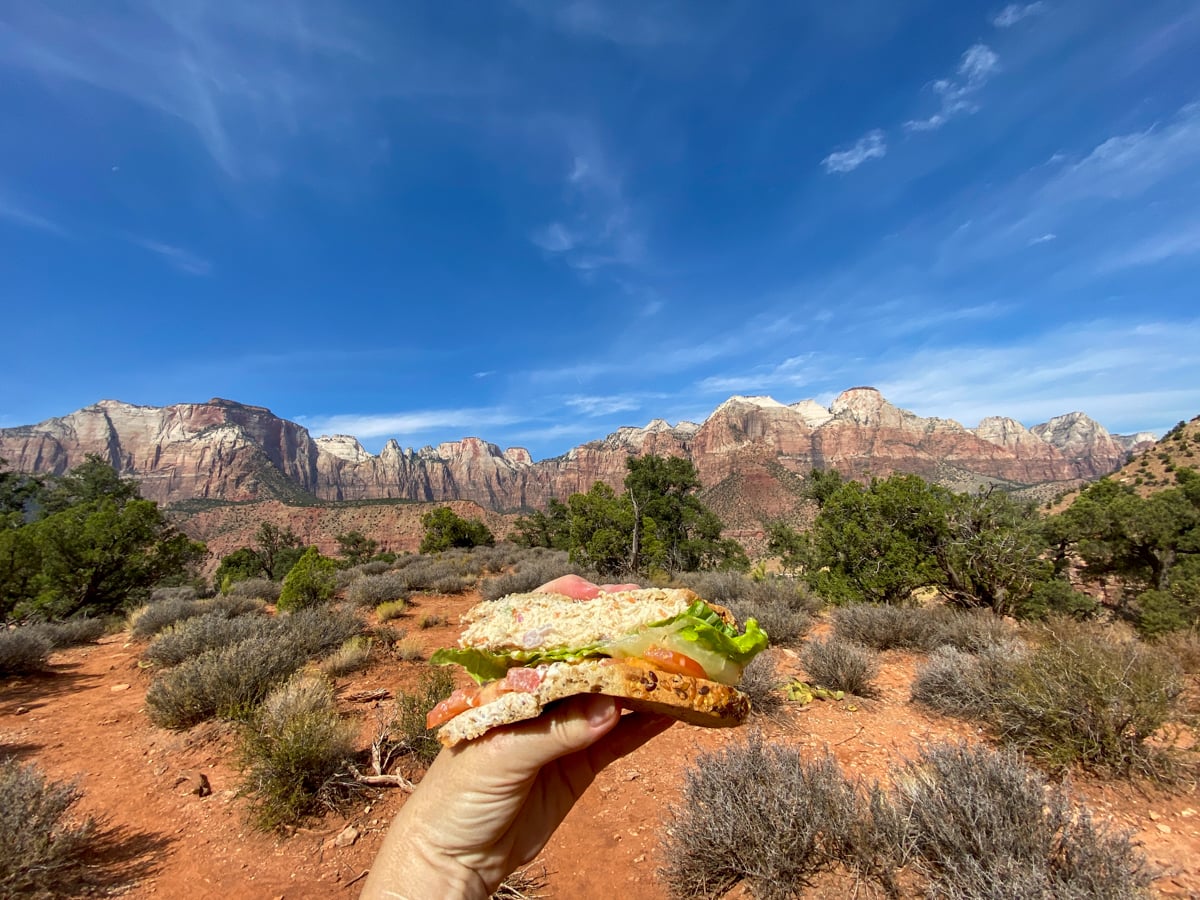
left=3, top=592, right=1198, bottom=898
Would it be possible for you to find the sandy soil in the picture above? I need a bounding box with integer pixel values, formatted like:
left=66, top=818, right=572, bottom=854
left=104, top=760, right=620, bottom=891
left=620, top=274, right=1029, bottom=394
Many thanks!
left=2, top=592, right=1198, bottom=898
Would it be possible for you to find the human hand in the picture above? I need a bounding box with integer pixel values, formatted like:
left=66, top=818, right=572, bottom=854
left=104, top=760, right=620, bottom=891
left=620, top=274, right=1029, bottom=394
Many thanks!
left=361, top=578, right=673, bottom=900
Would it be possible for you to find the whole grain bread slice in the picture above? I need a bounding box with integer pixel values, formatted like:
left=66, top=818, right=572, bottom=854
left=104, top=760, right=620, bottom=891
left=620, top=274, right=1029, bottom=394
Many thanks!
left=437, top=657, right=749, bottom=748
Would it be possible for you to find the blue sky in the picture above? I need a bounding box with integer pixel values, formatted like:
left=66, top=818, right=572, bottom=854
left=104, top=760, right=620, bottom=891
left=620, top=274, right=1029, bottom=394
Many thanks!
left=1, top=1, right=1198, bottom=459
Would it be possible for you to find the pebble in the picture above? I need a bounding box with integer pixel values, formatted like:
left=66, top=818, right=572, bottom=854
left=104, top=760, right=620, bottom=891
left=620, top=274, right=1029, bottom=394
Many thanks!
left=1149, top=810, right=1161, bottom=821
left=110, top=683, right=130, bottom=692
left=333, top=825, right=360, bottom=848
left=1156, top=824, right=1173, bottom=834
left=1181, top=808, right=1196, bottom=818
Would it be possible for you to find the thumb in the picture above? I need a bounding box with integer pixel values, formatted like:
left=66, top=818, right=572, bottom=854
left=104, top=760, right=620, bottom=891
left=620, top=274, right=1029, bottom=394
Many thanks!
left=474, top=695, right=621, bottom=775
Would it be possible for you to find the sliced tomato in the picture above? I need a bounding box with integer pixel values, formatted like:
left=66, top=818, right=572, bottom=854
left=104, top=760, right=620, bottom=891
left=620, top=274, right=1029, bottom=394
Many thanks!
left=642, top=645, right=708, bottom=679
left=426, top=686, right=480, bottom=729
left=503, top=667, right=544, bottom=692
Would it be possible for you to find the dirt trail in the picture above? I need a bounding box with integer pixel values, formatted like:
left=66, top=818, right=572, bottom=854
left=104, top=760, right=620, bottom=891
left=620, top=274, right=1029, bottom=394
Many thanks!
left=3, top=597, right=1199, bottom=898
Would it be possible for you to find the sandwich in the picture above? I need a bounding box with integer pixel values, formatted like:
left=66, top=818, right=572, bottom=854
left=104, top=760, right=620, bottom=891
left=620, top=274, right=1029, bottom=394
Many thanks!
left=426, top=587, right=769, bottom=747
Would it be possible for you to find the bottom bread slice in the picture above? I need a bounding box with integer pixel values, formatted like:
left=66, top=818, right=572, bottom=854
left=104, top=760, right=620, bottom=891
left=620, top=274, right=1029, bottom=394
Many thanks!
left=437, top=657, right=750, bottom=748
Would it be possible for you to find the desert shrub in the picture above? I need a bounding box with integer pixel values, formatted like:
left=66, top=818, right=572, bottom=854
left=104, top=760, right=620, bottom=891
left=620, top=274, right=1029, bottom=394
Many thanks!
left=884, top=742, right=1150, bottom=899
left=394, top=638, right=423, bottom=661
left=427, top=574, right=471, bottom=594
left=336, top=560, right=393, bottom=589
left=676, top=570, right=755, bottom=606
left=932, top=608, right=1018, bottom=653
left=278, top=548, right=338, bottom=611
left=225, top=577, right=282, bottom=603
left=371, top=625, right=406, bottom=649
left=389, top=667, right=454, bottom=765
left=659, top=733, right=872, bottom=899
left=143, top=613, right=270, bottom=668
left=375, top=599, right=408, bottom=622
left=831, top=603, right=944, bottom=651
left=145, top=633, right=311, bottom=728
left=0, top=627, right=52, bottom=675
left=417, top=613, right=447, bottom=629
left=993, top=630, right=1184, bottom=778
left=145, top=607, right=364, bottom=728
left=347, top=572, right=411, bottom=608
left=479, top=554, right=592, bottom=602
left=239, top=674, right=356, bottom=830
left=910, top=643, right=1024, bottom=719
left=201, top=594, right=266, bottom=618
left=320, top=636, right=373, bottom=676
left=129, top=596, right=205, bottom=639
left=0, top=759, right=96, bottom=898
left=738, top=652, right=783, bottom=719
left=27, top=617, right=108, bottom=649
left=1155, top=628, right=1200, bottom=674
left=149, top=585, right=199, bottom=604
left=728, top=579, right=819, bottom=648
left=395, top=557, right=465, bottom=592
left=801, top=637, right=879, bottom=697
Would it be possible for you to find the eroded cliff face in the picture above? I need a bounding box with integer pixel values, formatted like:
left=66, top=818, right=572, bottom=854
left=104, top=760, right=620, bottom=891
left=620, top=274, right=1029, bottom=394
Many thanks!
left=0, top=389, right=1140, bottom=513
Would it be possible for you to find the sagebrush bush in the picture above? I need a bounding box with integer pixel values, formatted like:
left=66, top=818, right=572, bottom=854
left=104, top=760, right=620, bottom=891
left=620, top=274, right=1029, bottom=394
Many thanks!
left=28, top=618, right=109, bottom=649
left=225, top=578, right=282, bottom=603
left=800, top=637, right=880, bottom=697
left=738, top=653, right=784, bottom=719
left=143, top=613, right=271, bottom=668
left=417, top=613, right=447, bottom=629
left=375, top=599, right=408, bottom=622
left=149, top=585, right=199, bottom=604
left=320, top=636, right=373, bottom=676
left=0, top=628, right=52, bottom=675
left=347, top=572, right=411, bottom=608
left=995, top=630, right=1184, bottom=778
left=479, top=553, right=592, bottom=602
left=885, top=742, right=1150, bottom=899
left=728, top=579, right=819, bottom=648
left=396, top=557, right=472, bottom=592
left=831, top=603, right=944, bottom=651
left=0, top=759, right=95, bottom=897
left=145, top=607, right=364, bottom=728
left=427, top=574, right=471, bottom=594
left=910, top=643, right=1024, bottom=719
left=1155, top=628, right=1200, bottom=674
left=676, top=571, right=754, bottom=606
left=129, top=597, right=205, bottom=640
left=390, top=667, right=454, bottom=764
left=201, top=594, right=266, bottom=618
left=659, top=733, right=872, bottom=899
left=239, top=674, right=356, bottom=830
left=394, top=638, right=423, bottom=661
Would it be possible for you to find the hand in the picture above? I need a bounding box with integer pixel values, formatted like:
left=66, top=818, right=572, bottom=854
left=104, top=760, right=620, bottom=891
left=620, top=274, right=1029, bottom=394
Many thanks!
left=535, top=573, right=641, bottom=599
left=361, top=579, right=673, bottom=900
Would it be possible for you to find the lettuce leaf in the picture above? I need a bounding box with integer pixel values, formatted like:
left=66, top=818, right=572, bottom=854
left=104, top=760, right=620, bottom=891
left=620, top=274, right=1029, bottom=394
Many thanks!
left=431, top=600, right=769, bottom=683
left=648, top=600, right=769, bottom=664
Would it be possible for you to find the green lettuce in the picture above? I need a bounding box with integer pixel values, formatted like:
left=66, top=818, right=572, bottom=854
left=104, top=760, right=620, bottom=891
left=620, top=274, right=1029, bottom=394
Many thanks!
left=431, top=600, right=769, bottom=684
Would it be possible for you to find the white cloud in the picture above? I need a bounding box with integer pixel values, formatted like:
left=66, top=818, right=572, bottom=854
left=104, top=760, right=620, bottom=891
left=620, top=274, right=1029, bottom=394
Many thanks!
left=905, top=44, right=999, bottom=132
left=564, top=394, right=644, bottom=416
left=1099, top=222, right=1200, bottom=271
left=531, top=222, right=578, bottom=252
left=132, top=238, right=213, bottom=276
left=0, top=192, right=66, bottom=235
left=992, top=3, right=1045, bottom=28
left=1028, top=232, right=1057, bottom=245
left=821, top=129, right=887, bottom=174
left=303, top=407, right=523, bottom=440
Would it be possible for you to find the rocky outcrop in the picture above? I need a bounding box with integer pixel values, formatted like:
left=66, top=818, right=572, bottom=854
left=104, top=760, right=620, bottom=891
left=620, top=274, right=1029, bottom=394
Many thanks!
left=0, top=390, right=1148, bottom=516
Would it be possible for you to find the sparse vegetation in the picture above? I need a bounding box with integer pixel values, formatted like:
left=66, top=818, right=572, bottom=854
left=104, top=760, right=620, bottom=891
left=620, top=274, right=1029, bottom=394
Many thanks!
left=394, top=637, right=423, bottom=661
left=129, top=595, right=206, bottom=639
left=238, top=673, right=356, bottom=830
left=0, top=759, right=96, bottom=898
left=417, top=613, right=447, bottom=629
left=375, top=599, right=408, bottom=622
left=143, top=612, right=270, bottom=668
left=831, top=603, right=1015, bottom=653
left=737, top=652, right=784, bottom=718
left=0, top=627, right=53, bottom=675
left=388, top=667, right=455, bottom=764
left=347, top=571, right=411, bottom=607
left=320, top=636, right=373, bottom=676
left=800, top=636, right=880, bottom=697
left=225, top=577, right=282, bottom=603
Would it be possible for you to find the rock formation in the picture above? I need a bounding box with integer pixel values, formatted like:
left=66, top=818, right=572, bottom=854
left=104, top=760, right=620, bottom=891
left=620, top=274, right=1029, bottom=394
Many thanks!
left=0, top=390, right=1146, bottom=518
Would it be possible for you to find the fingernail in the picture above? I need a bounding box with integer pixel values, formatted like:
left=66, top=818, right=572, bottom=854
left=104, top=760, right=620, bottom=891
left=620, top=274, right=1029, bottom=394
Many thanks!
left=586, top=697, right=615, bottom=727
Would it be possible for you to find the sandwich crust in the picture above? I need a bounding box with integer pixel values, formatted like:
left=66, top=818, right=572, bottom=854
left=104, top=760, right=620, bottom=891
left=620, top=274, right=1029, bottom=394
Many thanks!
left=437, top=657, right=750, bottom=748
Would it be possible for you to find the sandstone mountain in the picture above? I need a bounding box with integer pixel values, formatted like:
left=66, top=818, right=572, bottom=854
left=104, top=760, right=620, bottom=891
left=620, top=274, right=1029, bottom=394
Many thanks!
left=0, top=391, right=1151, bottom=531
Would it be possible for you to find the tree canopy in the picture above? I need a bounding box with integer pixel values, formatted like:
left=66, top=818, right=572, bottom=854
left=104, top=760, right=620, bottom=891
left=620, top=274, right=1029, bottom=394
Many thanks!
left=1, top=456, right=205, bottom=621
left=419, top=507, right=495, bottom=553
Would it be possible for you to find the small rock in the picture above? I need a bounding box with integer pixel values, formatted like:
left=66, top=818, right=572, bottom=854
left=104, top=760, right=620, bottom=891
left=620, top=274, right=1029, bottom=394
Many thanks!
left=333, top=825, right=360, bottom=848
left=14, top=706, right=28, bottom=715
left=632, top=855, right=646, bottom=864
left=110, top=683, right=131, bottom=692
left=1180, top=808, right=1196, bottom=818
left=1149, top=810, right=1161, bottom=821
left=627, top=771, right=641, bottom=781
left=1156, top=823, right=1173, bottom=834
left=173, top=771, right=212, bottom=797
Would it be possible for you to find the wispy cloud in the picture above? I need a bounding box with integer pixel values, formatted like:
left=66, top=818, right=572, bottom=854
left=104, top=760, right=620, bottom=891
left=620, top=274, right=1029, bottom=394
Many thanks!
left=1028, top=232, right=1057, bottom=245
left=1099, top=223, right=1200, bottom=271
left=564, top=394, right=645, bottom=416
left=514, top=0, right=696, bottom=48
left=991, top=3, right=1045, bottom=29
left=821, top=130, right=887, bottom=174
left=530, top=125, right=644, bottom=271
left=132, top=238, right=213, bottom=276
left=302, top=407, right=523, bottom=440
left=905, top=44, right=999, bottom=132
left=0, top=191, right=66, bottom=235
